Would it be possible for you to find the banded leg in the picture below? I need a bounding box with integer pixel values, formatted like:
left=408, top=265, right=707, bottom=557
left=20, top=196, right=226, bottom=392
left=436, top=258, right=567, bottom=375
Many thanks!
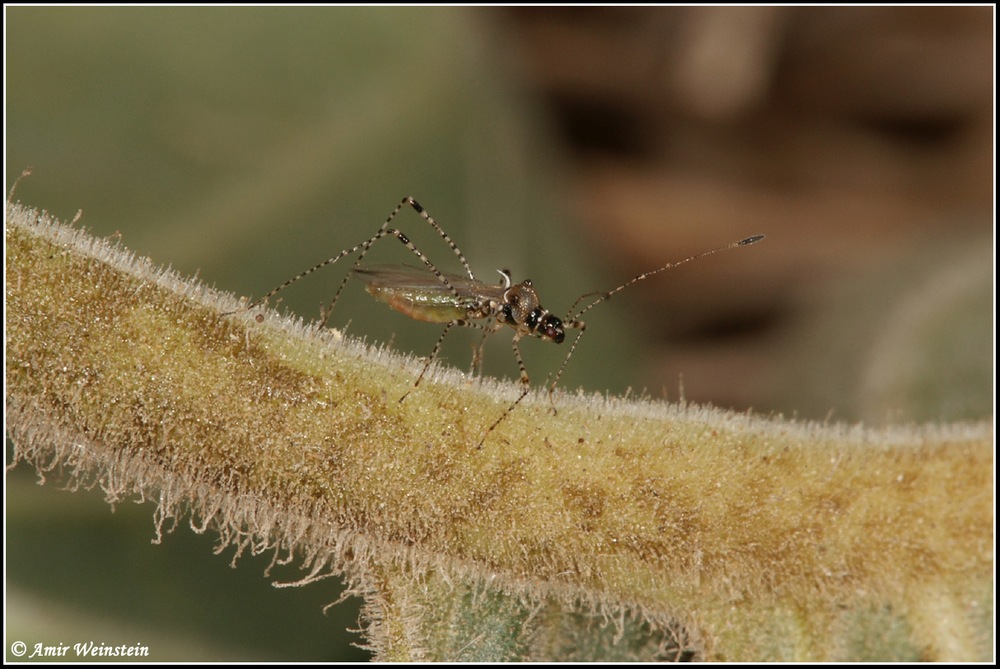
left=401, top=318, right=505, bottom=402
left=548, top=319, right=587, bottom=404
left=468, top=269, right=511, bottom=376
left=321, top=197, right=476, bottom=325
left=243, top=227, right=434, bottom=317
left=468, top=328, right=492, bottom=378
left=478, top=334, right=532, bottom=448
left=240, top=197, right=478, bottom=325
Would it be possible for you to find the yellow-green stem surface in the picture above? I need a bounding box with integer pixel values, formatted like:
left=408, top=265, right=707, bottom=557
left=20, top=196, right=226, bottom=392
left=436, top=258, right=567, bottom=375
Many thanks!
left=6, top=202, right=992, bottom=660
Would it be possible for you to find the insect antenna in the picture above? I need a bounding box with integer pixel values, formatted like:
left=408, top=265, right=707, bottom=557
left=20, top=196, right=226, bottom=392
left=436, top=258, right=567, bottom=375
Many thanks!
left=567, top=235, right=764, bottom=322
left=549, top=234, right=765, bottom=395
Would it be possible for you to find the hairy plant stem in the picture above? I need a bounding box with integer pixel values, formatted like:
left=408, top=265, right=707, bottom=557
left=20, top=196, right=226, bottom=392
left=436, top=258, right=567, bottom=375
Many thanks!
left=6, top=202, right=992, bottom=661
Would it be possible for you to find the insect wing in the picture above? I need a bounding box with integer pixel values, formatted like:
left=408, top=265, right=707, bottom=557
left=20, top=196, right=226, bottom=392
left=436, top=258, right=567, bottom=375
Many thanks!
left=354, top=265, right=503, bottom=324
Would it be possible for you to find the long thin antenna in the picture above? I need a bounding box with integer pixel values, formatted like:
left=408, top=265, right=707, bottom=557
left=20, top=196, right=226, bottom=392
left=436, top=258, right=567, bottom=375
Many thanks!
left=567, top=235, right=765, bottom=321
left=548, top=234, right=765, bottom=398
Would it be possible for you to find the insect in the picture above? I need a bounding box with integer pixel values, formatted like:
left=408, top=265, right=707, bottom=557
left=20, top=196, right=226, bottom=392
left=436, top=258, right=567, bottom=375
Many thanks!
left=244, top=197, right=763, bottom=446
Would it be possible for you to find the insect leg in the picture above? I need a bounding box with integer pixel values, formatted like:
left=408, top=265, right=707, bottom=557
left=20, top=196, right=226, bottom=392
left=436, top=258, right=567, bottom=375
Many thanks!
left=401, top=318, right=504, bottom=402
left=401, top=321, right=454, bottom=402
left=478, top=334, right=532, bottom=448
left=547, top=319, right=587, bottom=412
left=469, top=268, right=512, bottom=376
left=240, top=197, right=480, bottom=324
left=401, top=197, right=476, bottom=281
left=318, top=197, right=477, bottom=325
left=243, top=228, right=403, bottom=314
left=468, top=329, right=492, bottom=378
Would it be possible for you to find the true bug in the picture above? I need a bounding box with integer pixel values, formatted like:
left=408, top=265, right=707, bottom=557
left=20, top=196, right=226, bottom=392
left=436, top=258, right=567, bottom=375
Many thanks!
left=243, top=197, right=763, bottom=446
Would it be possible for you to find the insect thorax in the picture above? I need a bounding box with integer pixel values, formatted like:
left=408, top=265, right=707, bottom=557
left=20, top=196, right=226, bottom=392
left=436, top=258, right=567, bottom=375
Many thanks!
left=500, top=280, right=565, bottom=343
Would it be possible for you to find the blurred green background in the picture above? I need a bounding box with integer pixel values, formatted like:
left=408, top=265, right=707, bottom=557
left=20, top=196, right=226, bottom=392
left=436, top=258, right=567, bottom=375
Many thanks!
left=6, top=7, right=590, bottom=662
left=6, top=6, right=992, bottom=662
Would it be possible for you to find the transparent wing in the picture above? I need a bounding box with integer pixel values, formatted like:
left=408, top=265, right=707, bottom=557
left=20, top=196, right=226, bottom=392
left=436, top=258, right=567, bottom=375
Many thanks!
left=354, top=264, right=506, bottom=301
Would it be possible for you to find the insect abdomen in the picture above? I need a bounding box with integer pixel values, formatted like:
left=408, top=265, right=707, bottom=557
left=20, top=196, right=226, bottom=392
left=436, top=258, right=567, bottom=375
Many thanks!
left=363, top=284, right=471, bottom=323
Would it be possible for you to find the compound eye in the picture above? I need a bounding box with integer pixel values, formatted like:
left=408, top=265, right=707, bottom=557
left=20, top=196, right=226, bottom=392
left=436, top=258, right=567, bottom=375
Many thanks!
left=545, top=316, right=565, bottom=343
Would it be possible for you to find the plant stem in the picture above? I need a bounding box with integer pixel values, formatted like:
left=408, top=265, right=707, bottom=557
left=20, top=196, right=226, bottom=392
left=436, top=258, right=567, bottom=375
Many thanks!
left=6, top=202, right=992, bottom=660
